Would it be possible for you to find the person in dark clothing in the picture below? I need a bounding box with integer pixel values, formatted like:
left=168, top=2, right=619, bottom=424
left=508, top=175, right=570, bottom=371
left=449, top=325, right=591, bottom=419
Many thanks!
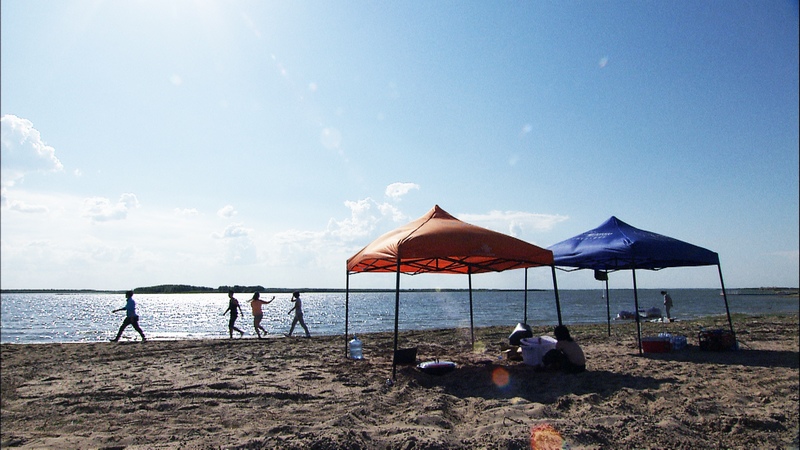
left=542, top=325, right=585, bottom=373
left=223, top=290, right=245, bottom=338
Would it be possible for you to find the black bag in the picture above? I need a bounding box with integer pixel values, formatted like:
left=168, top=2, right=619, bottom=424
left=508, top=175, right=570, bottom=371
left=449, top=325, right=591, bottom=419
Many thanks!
left=508, top=322, right=533, bottom=346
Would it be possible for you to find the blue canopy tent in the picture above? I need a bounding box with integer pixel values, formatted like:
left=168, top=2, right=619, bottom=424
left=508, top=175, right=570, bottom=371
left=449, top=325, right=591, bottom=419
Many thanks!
left=548, top=216, right=735, bottom=354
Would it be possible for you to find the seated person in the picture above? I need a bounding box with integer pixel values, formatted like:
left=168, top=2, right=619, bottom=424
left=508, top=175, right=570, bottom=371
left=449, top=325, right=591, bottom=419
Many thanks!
left=541, top=325, right=586, bottom=374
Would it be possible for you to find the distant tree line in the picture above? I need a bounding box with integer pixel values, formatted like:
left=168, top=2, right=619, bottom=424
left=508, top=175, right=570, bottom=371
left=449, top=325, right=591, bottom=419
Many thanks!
left=217, top=285, right=269, bottom=294
left=133, top=284, right=267, bottom=294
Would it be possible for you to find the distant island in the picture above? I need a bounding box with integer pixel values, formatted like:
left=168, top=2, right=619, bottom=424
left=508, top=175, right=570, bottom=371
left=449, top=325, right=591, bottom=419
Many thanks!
left=726, top=287, right=799, bottom=296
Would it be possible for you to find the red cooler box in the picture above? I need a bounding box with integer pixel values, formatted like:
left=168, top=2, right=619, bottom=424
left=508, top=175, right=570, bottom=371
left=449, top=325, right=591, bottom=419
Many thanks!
left=641, top=336, right=671, bottom=353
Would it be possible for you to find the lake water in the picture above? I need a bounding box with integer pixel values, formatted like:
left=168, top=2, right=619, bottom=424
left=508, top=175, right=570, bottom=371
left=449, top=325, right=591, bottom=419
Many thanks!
left=1, top=289, right=797, bottom=344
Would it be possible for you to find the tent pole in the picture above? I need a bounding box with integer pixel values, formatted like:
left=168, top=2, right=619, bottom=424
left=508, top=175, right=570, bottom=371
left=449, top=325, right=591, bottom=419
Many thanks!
left=524, top=268, right=528, bottom=324
left=605, top=278, right=611, bottom=337
left=468, top=270, right=475, bottom=349
left=717, top=263, right=736, bottom=340
left=551, top=265, right=563, bottom=326
left=392, top=258, right=401, bottom=380
left=345, top=271, right=350, bottom=358
left=632, top=269, right=643, bottom=355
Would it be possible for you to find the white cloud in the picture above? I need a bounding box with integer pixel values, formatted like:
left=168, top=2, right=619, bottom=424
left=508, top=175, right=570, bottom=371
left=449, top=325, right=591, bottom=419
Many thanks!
left=217, top=204, right=237, bottom=219
left=385, top=182, right=419, bottom=201
left=223, top=236, right=258, bottom=265
left=458, top=210, right=569, bottom=237
left=81, top=193, right=140, bottom=222
left=174, top=207, right=199, bottom=216
left=325, top=197, right=409, bottom=242
left=1, top=114, right=64, bottom=188
left=7, top=199, right=48, bottom=213
left=212, top=223, right=252, bottom=239
left=211, top=223, right=257, bottom=265
left=267, top=196, right=409, bottom=274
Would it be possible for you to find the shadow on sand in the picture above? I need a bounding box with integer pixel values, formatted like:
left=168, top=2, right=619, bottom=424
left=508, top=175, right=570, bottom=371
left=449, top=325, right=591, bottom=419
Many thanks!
left=399, top=363, right=674, bottom=404
left=639, top=346, right=799, bottom=369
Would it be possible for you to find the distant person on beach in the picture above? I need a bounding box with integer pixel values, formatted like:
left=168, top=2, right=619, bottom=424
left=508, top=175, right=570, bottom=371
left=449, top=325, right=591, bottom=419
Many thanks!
left=286, top=291, right=310, bottom=338
left=541, top=325, right=585, bottom=373
left=223, top=291, right=245, bottom=338
left=249, top=292, right=274, bottom=339
left=110, top=290, right=146, bottom=342
left=662, top=290, right=674, bottom=320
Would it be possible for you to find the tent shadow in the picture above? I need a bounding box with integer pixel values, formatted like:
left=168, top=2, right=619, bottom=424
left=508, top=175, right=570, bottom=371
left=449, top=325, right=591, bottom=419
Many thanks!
left=639, top=347, right=799, bottom=369
left=401, top=364, right=674, bottom=404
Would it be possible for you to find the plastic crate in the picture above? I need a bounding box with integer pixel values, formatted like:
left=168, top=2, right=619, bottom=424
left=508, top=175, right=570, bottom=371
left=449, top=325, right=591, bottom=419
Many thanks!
left=698, top=329, right=736, bottom=351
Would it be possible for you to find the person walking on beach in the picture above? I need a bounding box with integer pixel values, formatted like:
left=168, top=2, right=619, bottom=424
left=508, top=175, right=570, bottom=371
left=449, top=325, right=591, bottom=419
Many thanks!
left=286, top=291, right=310, bottom=338
left=249, top=292, right=274, bottom=339
left=223, top=290, right=245, bottom=338
left=662, top=290, right=674, bottom=320
left=110, top=290, right=146, bottom=342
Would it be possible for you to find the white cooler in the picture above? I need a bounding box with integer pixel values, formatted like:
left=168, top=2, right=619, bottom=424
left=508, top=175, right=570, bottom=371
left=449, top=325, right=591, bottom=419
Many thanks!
left=520, top=336, right=557, bottom=366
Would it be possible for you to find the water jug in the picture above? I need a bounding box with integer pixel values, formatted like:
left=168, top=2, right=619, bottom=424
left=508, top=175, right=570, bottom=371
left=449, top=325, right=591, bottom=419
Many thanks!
left=349, top=335, right=363, bottom=360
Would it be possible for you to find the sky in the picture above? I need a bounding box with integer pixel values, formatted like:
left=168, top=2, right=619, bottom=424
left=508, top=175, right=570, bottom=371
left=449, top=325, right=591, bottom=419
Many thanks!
left=1, top=0, right=798, bottom=291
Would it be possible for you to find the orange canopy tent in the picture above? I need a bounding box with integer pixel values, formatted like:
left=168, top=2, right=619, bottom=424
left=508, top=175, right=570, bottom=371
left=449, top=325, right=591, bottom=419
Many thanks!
left=346, top=205, right=562, bottom=378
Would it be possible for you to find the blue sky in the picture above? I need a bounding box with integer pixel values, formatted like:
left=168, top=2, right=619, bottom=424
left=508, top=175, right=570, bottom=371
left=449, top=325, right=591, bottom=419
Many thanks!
left=2, top=0, right=798, bottom=291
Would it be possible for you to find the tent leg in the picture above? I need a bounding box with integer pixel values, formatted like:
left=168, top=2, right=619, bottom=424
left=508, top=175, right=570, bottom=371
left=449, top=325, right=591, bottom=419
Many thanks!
left=468, top=271, right=475, bottom=349
left=718, top=264, right=737, bottom=341
left=632, top=269, right=643, bottom=355
left=392, top=259, right=401, bottom=380
left=605, top=278, right=611, bottom=337
left=345, top=272, right=350, bottom=358
left=524, top=268, right=528, bottom=324
left=551, top=265, right=563, bottom=326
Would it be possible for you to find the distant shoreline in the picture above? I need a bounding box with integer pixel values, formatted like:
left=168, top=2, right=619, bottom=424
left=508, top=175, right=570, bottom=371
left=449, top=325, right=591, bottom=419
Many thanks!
left=1, top=286, right=797, bottom=295
left=0, top=288, right=542, bottom=294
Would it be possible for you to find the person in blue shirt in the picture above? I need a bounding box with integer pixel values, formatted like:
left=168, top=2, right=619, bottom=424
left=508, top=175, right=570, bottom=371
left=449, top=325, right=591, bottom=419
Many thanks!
left=110, top=290, right=146, bottom=342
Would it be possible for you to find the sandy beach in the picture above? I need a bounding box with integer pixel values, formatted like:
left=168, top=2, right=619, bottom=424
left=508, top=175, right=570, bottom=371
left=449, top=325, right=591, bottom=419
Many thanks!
left=2, top=314, right=798, bottom=449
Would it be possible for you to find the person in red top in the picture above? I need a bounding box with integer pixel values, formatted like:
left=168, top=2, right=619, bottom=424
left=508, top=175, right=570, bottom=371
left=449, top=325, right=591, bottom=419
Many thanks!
left=249, top=292, right=274, bottom=339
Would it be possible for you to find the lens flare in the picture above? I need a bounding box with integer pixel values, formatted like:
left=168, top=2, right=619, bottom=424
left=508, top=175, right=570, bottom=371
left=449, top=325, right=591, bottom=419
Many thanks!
left=530, top=423, right=567, bottom=450
left=491, top=367, right=510, bottom=388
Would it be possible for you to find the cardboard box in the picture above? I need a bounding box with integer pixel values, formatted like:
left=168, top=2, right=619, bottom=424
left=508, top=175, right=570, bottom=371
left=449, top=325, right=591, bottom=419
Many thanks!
left=503, top=346, right=522, bottom=361
left=393, top=347, right=418, bottom=364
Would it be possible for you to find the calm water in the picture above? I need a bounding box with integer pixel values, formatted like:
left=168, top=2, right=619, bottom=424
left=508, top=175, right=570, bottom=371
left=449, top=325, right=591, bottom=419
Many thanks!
left=1, top=289, right=797, bottom=344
